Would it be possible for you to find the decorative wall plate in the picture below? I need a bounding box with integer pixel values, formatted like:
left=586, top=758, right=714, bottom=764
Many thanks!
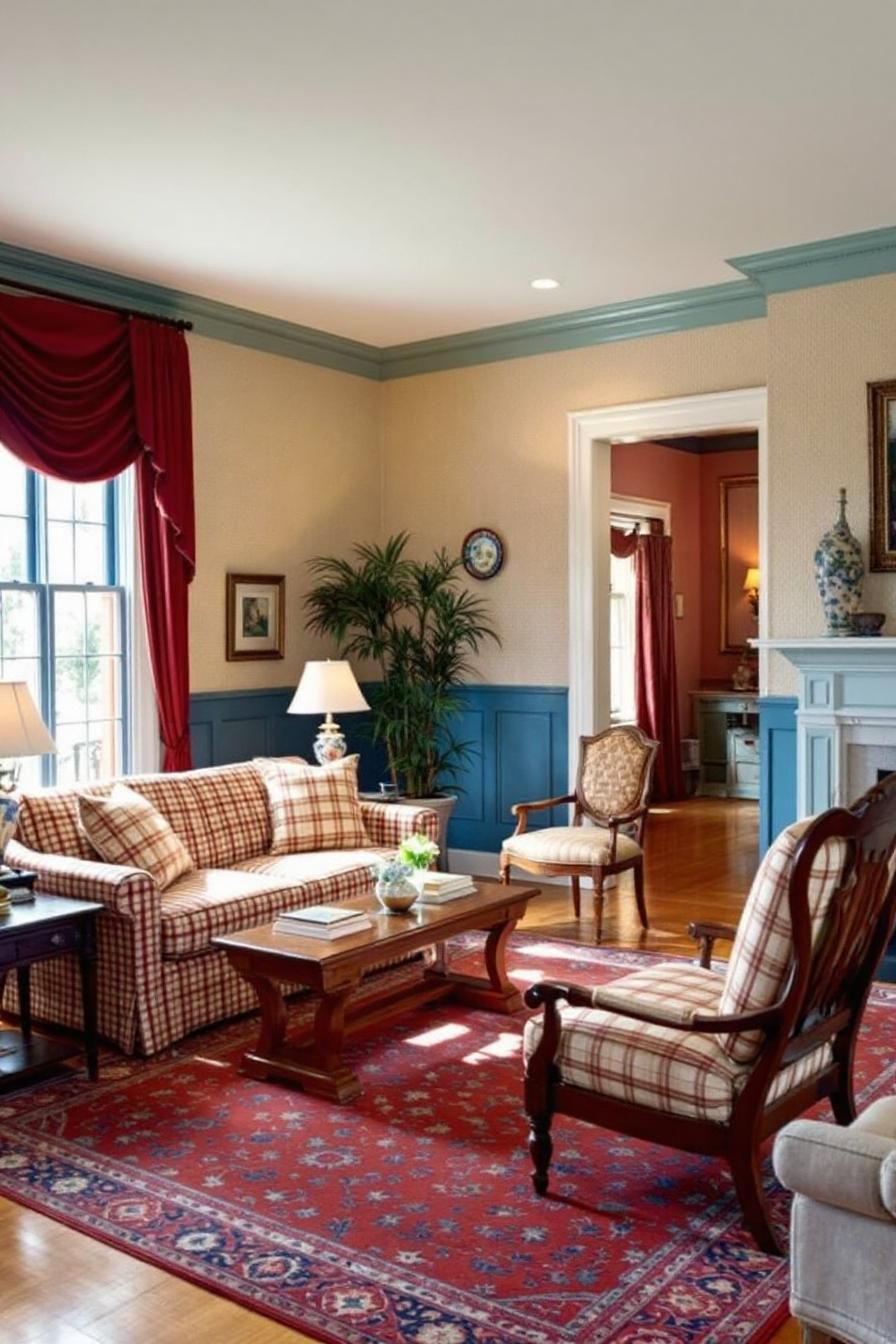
left=462, top=528, right=504, bottom=580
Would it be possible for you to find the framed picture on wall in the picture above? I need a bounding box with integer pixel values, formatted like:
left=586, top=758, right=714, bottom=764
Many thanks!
left=719, top=475, right=759, bottom=652
left=226, top=573, right=285, bottom=660
left=869, top=379, right=896, bottom=571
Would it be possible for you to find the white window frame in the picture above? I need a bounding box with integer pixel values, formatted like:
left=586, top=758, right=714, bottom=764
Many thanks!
left=0, top=450, right=154, bottom=783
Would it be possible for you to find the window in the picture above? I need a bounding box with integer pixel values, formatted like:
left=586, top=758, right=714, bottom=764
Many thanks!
left=0, top=445, right=127, bottom=786
left=609, top=547, right=637, bottom=724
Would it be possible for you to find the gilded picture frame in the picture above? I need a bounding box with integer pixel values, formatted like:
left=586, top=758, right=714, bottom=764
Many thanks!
left=226, top=573, right=285, bottom=661
left=719, top=474, right=759, bottom=653
left=868, top=379, right=896, bottom=571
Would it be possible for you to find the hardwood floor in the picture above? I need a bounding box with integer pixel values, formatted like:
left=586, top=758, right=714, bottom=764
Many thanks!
left=0, top=797, right=798, bottom=1343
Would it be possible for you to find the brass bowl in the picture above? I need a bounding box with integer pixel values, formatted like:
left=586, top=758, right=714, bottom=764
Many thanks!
left=375, top=886, right=418, bottom=914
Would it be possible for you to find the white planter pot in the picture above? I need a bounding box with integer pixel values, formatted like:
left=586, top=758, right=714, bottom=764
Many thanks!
left=409, top=794, right=457, bottom=870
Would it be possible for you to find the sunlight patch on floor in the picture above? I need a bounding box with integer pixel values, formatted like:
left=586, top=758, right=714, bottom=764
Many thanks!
left=461, top=1031, right=520, bottom=1064
left=509, top=967, right=546, bottom=984
left=514, top=940, right=596, bottom=960
left=406, top=1022, right=470, bottom=1047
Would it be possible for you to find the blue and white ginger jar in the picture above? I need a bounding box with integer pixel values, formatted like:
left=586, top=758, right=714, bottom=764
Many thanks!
left=814, top=488, right=864, bottom=636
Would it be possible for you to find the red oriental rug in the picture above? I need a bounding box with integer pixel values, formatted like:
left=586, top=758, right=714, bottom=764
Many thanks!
left=1, top=936, right=894, bottom=1344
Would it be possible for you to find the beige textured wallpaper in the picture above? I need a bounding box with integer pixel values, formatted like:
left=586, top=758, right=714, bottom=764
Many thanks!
left=766, top=276, right=896, bottom=694
left=186, top=273, right=896, bottom=701
left=188, top=335, right=381, bottom=692
left=381, top=321, right=767, bottom=685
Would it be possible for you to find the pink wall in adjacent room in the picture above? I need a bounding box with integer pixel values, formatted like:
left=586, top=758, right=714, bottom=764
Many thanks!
left=698, top=448, right=759, bottom=686
left=610, top=441, right=702, bottom=733
left=611, top=441, right=759, bottom=736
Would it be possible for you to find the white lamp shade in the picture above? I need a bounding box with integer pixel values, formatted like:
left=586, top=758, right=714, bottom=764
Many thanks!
left=0, top=682, right=56, bottom=757
left=743, top=567, right=760, bottom=592
left=287, top=661, right=369, bottom=716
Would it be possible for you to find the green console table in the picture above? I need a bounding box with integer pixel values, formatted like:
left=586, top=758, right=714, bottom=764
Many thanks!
left=690, top=690, right=759, bottom=800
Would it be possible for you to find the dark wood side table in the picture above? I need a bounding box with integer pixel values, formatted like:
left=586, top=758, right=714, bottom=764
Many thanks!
left=0, top=894, right=101, bottom=1088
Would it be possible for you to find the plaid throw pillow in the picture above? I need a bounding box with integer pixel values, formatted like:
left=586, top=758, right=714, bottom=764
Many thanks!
left=257, top=755, right=368, bottom=854
left=77, top=784, right=195, bottom=890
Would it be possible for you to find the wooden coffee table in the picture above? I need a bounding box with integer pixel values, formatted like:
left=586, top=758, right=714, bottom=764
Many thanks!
left=213, top=877, right=539, bottom=1102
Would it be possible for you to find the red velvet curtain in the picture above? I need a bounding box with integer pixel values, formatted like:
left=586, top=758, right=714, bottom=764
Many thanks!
left=635, top=533, right=684, bottom=800
left=0, top=293, right=195, bottom=771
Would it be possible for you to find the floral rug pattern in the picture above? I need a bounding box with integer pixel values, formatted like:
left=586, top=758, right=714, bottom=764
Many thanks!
left=1, top=935, right=894, bottom=1344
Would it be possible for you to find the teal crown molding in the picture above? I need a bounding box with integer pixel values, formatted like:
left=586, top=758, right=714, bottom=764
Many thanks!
left=729, top=224, right=896, bottom=295
left=2, top=225, right=895, bottom=382
left=0, top=241, right=382, bottom=380
left=0, top=238, right=764, bottom=381
left=377, top=281, right=765, bottom=379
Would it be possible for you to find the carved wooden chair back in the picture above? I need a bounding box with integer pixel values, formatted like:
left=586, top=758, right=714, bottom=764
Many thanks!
left=574, top=726, right=657, bottom=838
left=778, top=776, right=896, bottom=1076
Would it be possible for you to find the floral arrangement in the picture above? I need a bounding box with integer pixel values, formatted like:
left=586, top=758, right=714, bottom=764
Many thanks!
left=371, top=857, right=414, bottom=888
left=398, top=832, right=440, bottom=871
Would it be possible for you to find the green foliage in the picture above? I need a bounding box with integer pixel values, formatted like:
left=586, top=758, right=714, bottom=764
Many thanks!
left=305, top=532, right=499, bottom=798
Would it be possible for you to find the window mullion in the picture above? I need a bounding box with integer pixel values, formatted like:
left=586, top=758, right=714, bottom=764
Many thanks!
left=40, top=585, right=54, bottom=785
left=31, top=471, right=46, bottom=583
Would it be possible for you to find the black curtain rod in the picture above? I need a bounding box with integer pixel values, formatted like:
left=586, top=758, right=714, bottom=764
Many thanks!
left=0, top=274, right=193, bottom=331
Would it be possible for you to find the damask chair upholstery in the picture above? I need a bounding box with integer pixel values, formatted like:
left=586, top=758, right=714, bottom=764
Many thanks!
left=773, top=1096, right=896, bottom=1344
left=522, top=775, right=896, bottom=1253
left=500, top=726, right=658, bottom=942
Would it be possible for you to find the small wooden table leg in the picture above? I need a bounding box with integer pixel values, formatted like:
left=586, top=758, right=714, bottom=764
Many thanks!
left=240, top=969, right=363, bottom=1103
left=16, top=965, right=31, bottom=1040
left=79, top=952, right=99, bottom=1081
left=426, top=915, right=524, bottom=1013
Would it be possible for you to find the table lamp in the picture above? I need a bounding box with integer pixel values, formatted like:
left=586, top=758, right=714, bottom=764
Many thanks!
left=287, top=660, right=369, bottom=765
left=0, top=680, right=57, bottom=867
left=743, top=567, right=760, bottom=619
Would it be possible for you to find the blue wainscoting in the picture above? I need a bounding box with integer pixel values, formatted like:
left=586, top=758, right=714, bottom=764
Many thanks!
left=759, top=696, right=798, bottom=854
left=189, top=683, right=568, bottom=854
left=447, top=686, right=568, bottom=853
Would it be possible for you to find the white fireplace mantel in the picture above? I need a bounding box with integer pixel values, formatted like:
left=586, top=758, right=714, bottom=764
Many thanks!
left=752, top=638, right=896, bottom=814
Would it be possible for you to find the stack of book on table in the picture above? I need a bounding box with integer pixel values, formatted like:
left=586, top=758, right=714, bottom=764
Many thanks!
left=415, top=872, right=477, bottom=904
left=273, top=905, right=373, bottom=939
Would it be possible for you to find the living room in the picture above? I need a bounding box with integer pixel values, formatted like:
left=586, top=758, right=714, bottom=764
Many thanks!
left=2, top=3, right=896, bottom=1342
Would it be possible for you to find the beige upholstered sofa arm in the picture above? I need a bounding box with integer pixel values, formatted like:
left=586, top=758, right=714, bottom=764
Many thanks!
left=5, top=837, right=160, bottom=918
left=360, top=802, right=439, bottom=848
left=773, top=1114, right=896, bottom=1223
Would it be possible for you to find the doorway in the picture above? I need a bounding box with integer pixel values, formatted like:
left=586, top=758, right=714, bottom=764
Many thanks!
left=566, top=387, right=768, bottom=776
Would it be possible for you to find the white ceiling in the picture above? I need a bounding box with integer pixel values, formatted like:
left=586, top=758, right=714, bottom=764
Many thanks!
left=3, top=0, right=896, bottom=346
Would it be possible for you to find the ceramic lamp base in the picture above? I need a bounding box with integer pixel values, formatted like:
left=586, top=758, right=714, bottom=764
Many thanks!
left=313, top=717, right=347, bottom=765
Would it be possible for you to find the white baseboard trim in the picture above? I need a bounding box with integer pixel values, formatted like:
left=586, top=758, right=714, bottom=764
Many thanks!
left=447, top=849, right=501, bottom=878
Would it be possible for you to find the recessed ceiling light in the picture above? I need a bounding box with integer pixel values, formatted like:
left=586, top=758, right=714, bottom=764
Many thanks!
left=530, top=277, right=560, bottom=290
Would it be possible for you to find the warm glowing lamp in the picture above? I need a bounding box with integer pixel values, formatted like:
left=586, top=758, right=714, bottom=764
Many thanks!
left=0, top=681, right=57, bottom=866
left=287, top=660, right=369, bottom=765
left=743, top=567, right=760, bottom=619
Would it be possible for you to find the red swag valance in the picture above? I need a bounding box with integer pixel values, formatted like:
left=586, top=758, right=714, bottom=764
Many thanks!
left=0, top=293, right=195, bottom=771
left=610, top=525, right=639, bottom=558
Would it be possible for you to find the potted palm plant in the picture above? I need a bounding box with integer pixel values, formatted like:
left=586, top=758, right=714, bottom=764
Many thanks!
left=304, top=533, right=499, bottom=853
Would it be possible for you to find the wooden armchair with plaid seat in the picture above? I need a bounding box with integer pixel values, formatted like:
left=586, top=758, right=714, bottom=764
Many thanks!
left=522, top=774, right=896, bottom=1253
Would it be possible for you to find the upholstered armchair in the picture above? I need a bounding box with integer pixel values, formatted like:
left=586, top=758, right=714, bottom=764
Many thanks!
left=773, top=1096, right=896, bottom=1344
left=500, top=726, right=658, bottom=941
left=522, top=775, right=896, bottom=1253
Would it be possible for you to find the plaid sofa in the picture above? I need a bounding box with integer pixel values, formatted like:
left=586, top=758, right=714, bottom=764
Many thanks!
left=1, top=761, right=439, bottom=1056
